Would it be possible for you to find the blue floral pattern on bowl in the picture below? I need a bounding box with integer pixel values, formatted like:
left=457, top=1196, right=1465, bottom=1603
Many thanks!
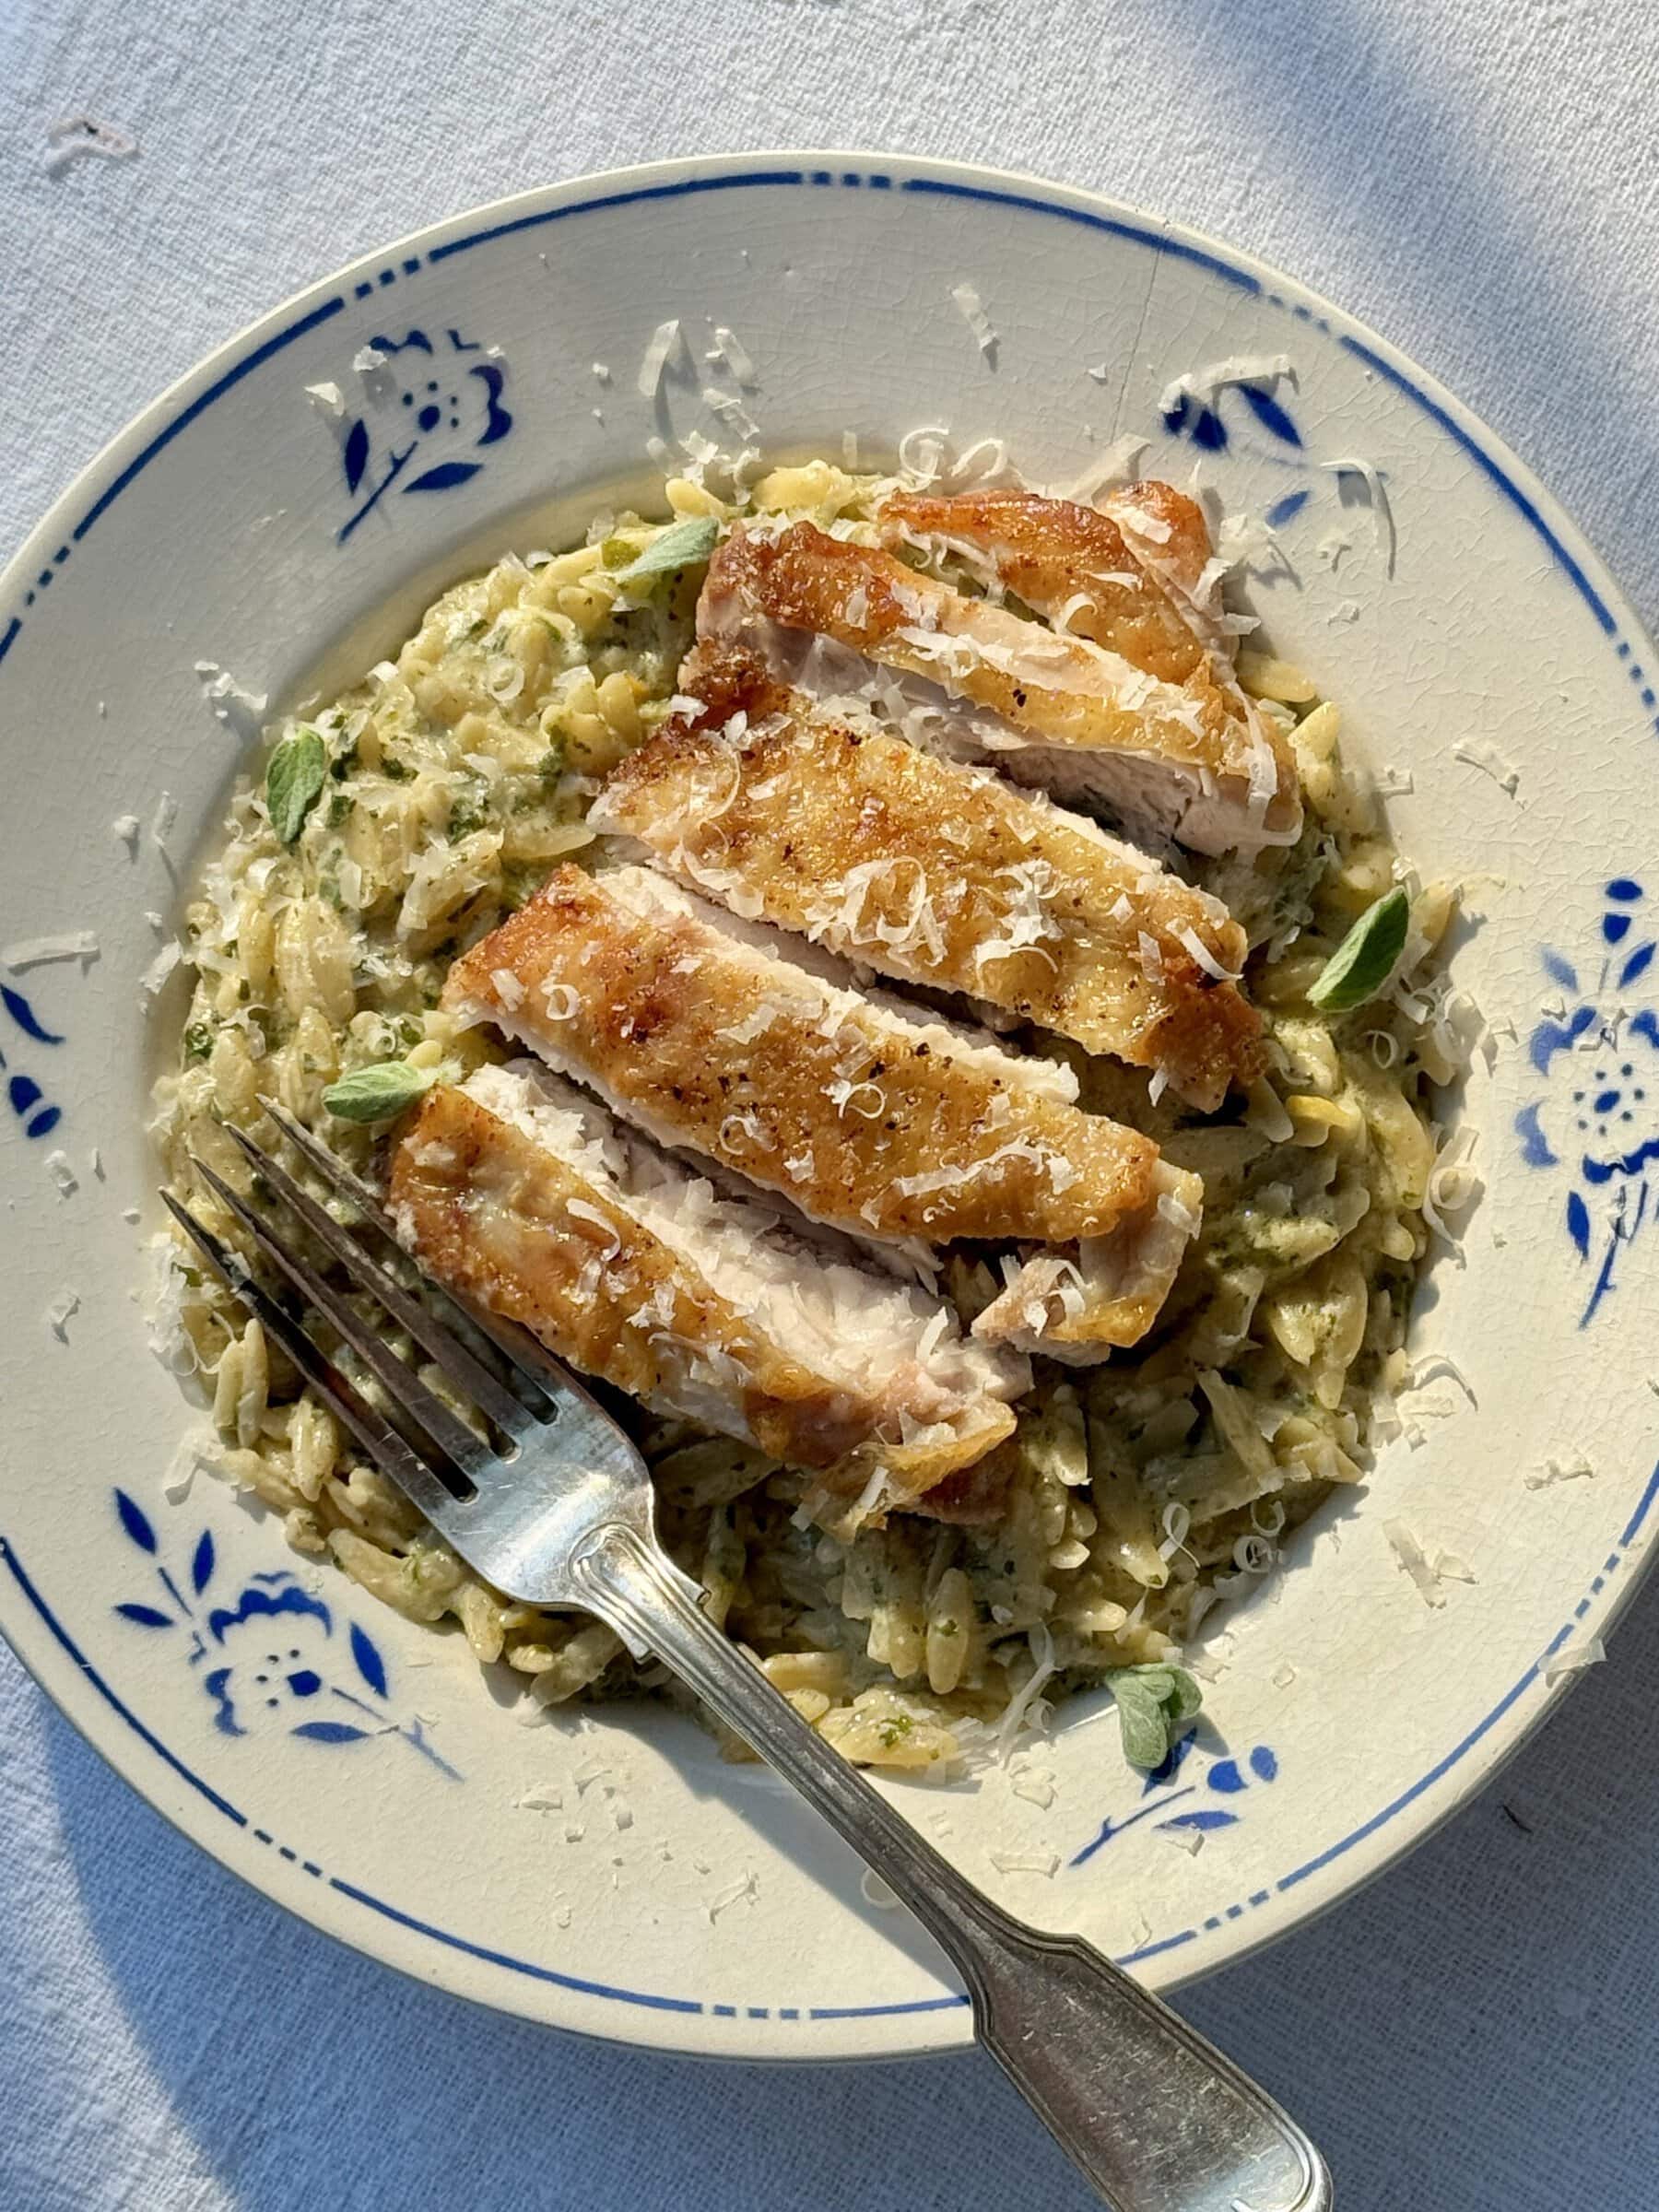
left=1067, top=1735, right=1279, bottom=1868
left=1515, top=878, right=1659, bottom=1324
left=1159, top=372, right=1387, bottom=552
left=111, top=1487, right=461, bottom=1779
left=335, top=326, right=512, bottom=544
left=2, top=977, right=64, bottom=1139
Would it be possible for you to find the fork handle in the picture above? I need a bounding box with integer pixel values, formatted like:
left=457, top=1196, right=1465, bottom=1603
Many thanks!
left=567, top=1522, right=1330, bottom=2212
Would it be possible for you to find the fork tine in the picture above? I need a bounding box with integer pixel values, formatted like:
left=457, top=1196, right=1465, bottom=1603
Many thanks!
left=159, top=1190, right=461, bottom=1530
left=189, top=1151, right=493, bottom=1481
left=263, top=1102, right=561, bottom=1417
left=223, top=1121, right=534, bottom=1440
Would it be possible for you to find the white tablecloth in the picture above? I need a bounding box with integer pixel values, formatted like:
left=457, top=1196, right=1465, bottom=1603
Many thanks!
left=5, top=5, right=1658, bottom=2206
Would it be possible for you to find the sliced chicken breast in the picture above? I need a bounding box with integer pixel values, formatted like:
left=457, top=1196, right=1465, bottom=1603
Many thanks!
left=700, top=521, right=1299, bottom=855
left=441, top=864, right=1161, bottom=1249
left=880, top=483, right=1221, bottom=684
left=975, top=1159, right=1203, bottom=1363
left=390, top=1064, right=1025, bottom=1507
left=592, top=643, right=1261, bottom=1109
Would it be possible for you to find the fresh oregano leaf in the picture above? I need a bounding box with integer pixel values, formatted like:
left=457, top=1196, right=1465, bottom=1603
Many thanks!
left=265, top=726, right=328, bottom=846
left=1307, top=885, right=1410, bottom=1011
left=322, top=1060, right=436, bottom=1124
left=614, top=515, right=719, bottom=585
left=1104, top=1664, right=1204, bottom=1770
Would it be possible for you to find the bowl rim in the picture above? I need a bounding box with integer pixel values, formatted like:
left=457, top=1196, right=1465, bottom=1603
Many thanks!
left=3, top=146, right=1655, bottom=2062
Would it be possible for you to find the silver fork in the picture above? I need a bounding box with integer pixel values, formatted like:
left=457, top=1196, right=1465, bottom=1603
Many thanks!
left=164, top=1108, right=1330, bottom=2212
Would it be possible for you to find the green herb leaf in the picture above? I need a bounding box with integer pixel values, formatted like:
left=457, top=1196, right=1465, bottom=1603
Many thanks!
left=322, top=1060, right=436, bottom=1124
left=1307, top=886, right=1410, bottom=1012
left=1104, top=1664, right=1204, bottom=1771
left=182, top=1020, right=214, bottom=1064
left=614, top=515, right=720, bottom=585
left=265, top=726, right=328, bottom=846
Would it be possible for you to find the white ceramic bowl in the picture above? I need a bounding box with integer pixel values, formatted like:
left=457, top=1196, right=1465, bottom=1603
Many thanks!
left=2, top=152, right=1653, bottom=2061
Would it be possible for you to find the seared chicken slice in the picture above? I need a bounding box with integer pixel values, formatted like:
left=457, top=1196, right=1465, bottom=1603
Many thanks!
left=975, top=1159, right=1204, bottom=1363
left=391, top=1065, right=1024, bottom=1507
left=592, top=644, right=1260, bottom=1109
left=880, top=483, right=1225, bottom=683
left=700, top=522, right=1299, bottom=855
left=441, top=864, right=1161, bottom=1249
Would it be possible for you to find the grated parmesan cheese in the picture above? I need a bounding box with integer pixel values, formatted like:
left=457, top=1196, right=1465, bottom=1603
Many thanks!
left=44, top=1288, right=79, bottom=1339
left=1451, top=739, right=1521, bottom=797
left=637, top=319, right=682, bottom=398
left=1324, top=458, right=1396, bottom=576
left=2, top=930, right=98, bottom=972
left=1525, top=1452, right=1595, bottom=1491
left=950, top=282, right=996, bottom=357
left=989, top=1847, right=1059, bottom=1878
left=1159, top=354, right=1294, bottom=417
left=1172, top=924, right=1241, bottom=982
left=1382, top=1519, right=1469, bottom=1608
left=1542, top=1639, right=1606, bottom=1684
left=711, top=325, right=758, bottom=387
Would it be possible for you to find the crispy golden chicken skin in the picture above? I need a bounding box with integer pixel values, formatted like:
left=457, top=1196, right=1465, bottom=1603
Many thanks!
left=592, top=644, right=1261, bottom=1110
left=441, top=864, right=1161, bottom=1248
left=391, top=1070, right=1022, bottom=1506
left=700, top=519, right=1300, bottom=855
left=880, top=483, right=1218, bottom=684
left=976, top=1159, right=1204, bottom=1361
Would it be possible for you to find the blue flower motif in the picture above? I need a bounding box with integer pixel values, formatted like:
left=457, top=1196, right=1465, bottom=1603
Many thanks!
left=0, top=979, right=65, bottom=1139
left=1516, top=880, right=1659, bottom=1324
left=335, top=326, right=513, bottom=545
left=1068, top=1740, right=1279, bottom=1867
left=110, top=1490, right=461, bottom=1778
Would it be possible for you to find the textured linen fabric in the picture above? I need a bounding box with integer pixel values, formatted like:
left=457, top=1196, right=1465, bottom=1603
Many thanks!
left=4, top=4, right=1659, bottom=2206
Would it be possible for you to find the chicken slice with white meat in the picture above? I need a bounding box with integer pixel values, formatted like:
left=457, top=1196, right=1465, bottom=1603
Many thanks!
left=441, top=864, right=1159, bottom=1248
left=391, top=1063, right=1025, bottom=1512
left=592, top=642, right=1260, bottom=1110
left=700, top=518, right=1299, bottom=855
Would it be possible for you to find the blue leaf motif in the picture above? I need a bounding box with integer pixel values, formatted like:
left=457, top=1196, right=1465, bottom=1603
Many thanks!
left=1192, top=406, right=1227, bottom=452
left=1515, top=1103, right=1557, bottom=1169
left=469, top=362, right=512, bottom=446
left=1265, top=489, right=1311, bottom=529
left=115, top=1601, right=173, bottom=1629
left=343, top=418, right=371, bottom=495
left=1249, top=1745, right=1278, bottom=1783
left=350, top=1620, right=389, bottom=1699
left=1206, top=1759, right=1248, bottom=1794
left=1620, top=942, right=1655, bottom=988
left=2, top=985, right=65, bottom=1045
left=191, top=1529, right=216, bottom=1595
left=1567, top=1190, right=1591, bottom=1258
left=1541, top=949, right=1580, bottom=992
left=115, top=1488, right=157, bottom=1555
left=1159, top=1809, right=1239, bottom=1833
left=1604, top=912, right=1632, bottom=945
left=404, top=460, right=482, bottom=495
left=1608, top=878, right=1643, bottom=901
left=1238, top=382, right=1302, bottom=445
left=291, top=1721, right=371, bottom=1745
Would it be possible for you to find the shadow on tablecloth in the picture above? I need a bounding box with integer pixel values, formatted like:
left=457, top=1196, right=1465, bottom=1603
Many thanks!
left=33, top=1558, right=1659, bottom=2212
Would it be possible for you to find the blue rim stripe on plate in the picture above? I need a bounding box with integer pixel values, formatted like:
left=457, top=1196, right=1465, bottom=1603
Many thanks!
left=70, top=295, right=346, bottom=547
left=5, top=163, right=1659, bottom=2029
